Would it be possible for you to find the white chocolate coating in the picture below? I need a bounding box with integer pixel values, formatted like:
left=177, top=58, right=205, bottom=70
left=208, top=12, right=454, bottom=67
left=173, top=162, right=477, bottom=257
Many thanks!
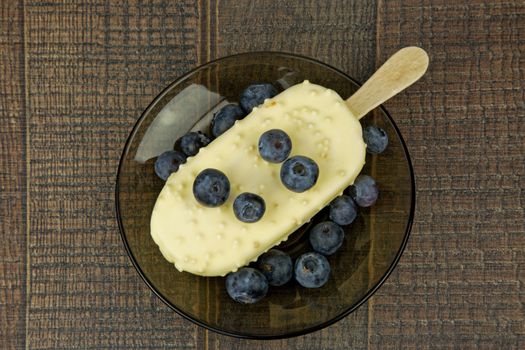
left=150, top=81, right=366, bottom=276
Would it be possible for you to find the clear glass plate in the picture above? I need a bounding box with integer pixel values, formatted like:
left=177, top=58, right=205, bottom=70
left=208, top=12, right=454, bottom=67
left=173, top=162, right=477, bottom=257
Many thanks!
left=115, top=52, right=415, bottom=339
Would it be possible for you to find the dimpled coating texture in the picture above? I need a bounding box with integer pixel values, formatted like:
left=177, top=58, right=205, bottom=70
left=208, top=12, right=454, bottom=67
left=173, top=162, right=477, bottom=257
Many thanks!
left=150, top=81, right=366, bottom=276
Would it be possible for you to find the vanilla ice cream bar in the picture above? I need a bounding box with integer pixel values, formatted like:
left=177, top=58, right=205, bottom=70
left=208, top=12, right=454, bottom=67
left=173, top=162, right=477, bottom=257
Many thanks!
left=150, top=80, right=366, bottom=276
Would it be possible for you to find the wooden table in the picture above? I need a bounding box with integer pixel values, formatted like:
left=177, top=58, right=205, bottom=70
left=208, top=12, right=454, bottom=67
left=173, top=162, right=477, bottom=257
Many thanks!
left=1, top=1, right=523, bottom=348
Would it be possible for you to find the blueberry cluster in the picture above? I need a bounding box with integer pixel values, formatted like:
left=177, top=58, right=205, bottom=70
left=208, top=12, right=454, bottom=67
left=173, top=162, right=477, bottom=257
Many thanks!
left=154, top=84, right=278, bottom=222
left=211, top=83, right=277, bottom=138
left=224, top=132, right=383, bottom=304
left=154, top=83, right=277, bottom=181
left=193, top=170, right=266, bottom=223
left=258, top=129, right=319, bottom=193
left=226, top=175, right=381, bottom=304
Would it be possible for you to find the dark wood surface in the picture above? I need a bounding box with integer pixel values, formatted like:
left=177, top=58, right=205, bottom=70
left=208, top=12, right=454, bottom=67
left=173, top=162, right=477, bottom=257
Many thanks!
left=1, top=0, right=523, bottom=348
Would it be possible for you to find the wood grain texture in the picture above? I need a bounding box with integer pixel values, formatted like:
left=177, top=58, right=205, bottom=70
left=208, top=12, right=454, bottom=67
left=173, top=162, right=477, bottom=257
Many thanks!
left=0, top=1, right=27, bottom=349
left=0, top=0, right=524, bottom=349
left=371, top=0, right=525, bottom=349
left=215, top=0, right=378, bottom=83
left=24, top=0, right=200, bottom=349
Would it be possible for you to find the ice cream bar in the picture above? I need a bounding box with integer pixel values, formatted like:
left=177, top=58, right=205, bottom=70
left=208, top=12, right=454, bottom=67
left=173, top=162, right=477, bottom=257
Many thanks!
left=150, top=80, right=366, bottom=276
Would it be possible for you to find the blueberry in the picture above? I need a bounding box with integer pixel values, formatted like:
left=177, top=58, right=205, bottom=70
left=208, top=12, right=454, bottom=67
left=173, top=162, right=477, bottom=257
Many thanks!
left=329, top=195, right=357, bottom=225
left=192, top=168, right=230, bottom=207
left=363, top=126, right=389, bottom=154
left=280, top=156, right=319, bottom=192
left=257, top=249, right=293, bottom=286
left=258, top=129, right=292, bottom=163
left=179, top=131, right=211, bottom=157
left=239, top=83, right=278, bottom=113
left=211, top=104, right=245, bottom=138
left=154, top=150, right=187, bottom=181
left=309, top=221, right=345, bottom=256
left=294, top=252, right=331, bottom=288
left=233, top=192, right=265, bottom=223
left=349, top=175, right=379, bottom=207
left=225, top=267, right=268, bottom=304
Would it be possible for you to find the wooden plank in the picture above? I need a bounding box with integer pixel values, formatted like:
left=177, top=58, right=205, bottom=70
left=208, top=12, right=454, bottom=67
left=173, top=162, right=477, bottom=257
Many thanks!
left=211, top=311, right=369, bottom=349
left=25, top=1, right=201, bottom=348
left=0, top=1, right=27, bottom=349
left=373, top=0, right=525, bottom=349
left=216, top=0, right=378, bottom=83
left=207, top=1, right=377, bottom=348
